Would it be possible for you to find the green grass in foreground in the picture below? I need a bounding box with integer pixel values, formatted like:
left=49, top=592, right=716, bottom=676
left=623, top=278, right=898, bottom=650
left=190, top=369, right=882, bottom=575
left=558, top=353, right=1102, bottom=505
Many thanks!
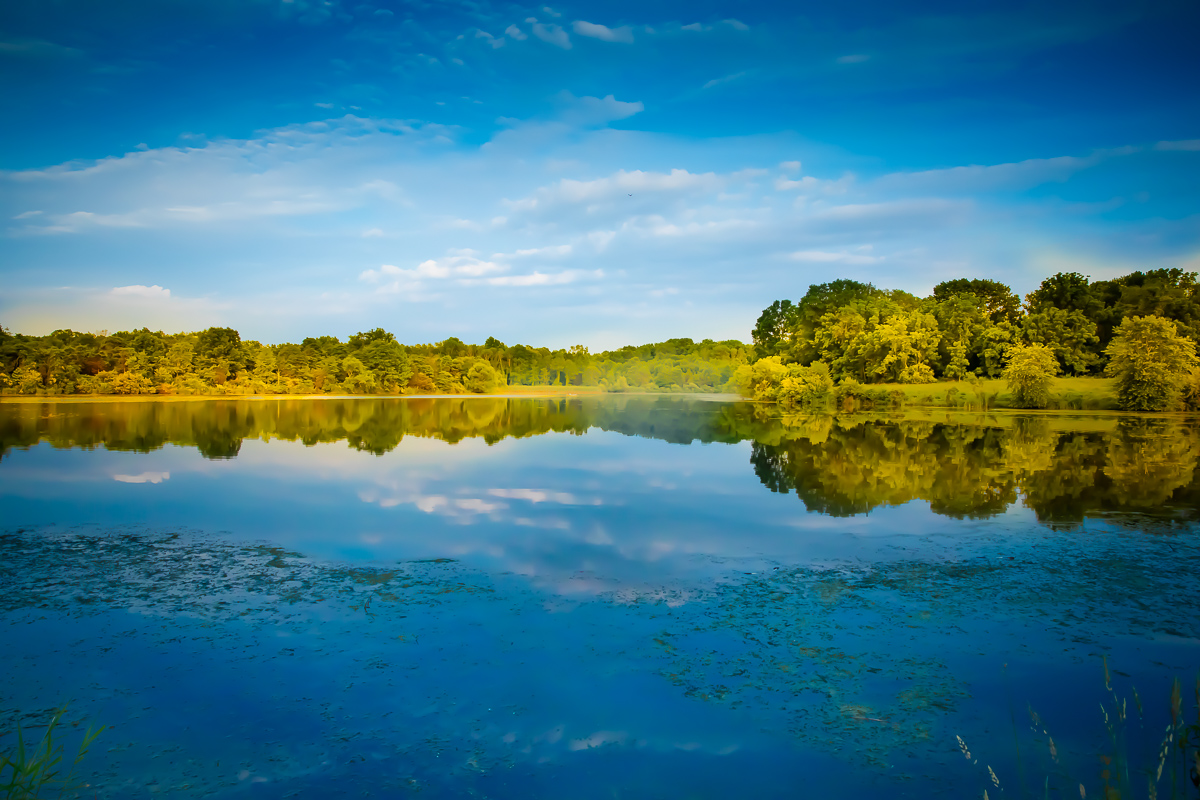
left=1, top=706, right=105, bottom=800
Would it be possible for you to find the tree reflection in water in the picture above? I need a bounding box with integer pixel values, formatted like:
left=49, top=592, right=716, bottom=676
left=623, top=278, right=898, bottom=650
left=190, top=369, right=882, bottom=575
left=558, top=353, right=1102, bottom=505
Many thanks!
left=2, top=396, right=1198, bottom=526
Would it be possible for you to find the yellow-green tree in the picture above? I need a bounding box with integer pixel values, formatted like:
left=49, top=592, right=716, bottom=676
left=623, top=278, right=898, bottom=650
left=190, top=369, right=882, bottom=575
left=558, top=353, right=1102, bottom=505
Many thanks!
left=1003, top=343, right=1059, bottom=408
left=1104, top=315, right=1199, bottom=411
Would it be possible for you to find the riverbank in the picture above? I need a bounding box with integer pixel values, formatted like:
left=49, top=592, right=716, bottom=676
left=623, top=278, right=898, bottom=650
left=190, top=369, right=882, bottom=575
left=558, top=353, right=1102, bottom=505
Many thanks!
left=0, top=377, right=1123, bottom=410
left=863, top=376, right=1120, bottom=411
left=0, top=385, right=614, bottom=402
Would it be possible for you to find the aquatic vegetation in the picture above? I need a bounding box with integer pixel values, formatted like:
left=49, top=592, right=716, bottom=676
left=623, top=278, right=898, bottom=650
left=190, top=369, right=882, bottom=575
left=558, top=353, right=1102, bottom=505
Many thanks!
left=0, top=705, right=105, bottom=800
left=956, top=660, right=1200, bottom=799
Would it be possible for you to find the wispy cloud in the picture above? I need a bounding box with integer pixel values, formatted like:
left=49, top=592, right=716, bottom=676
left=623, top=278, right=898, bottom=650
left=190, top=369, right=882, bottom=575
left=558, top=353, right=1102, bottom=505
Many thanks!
left=572, top=21, right=634, bottom=43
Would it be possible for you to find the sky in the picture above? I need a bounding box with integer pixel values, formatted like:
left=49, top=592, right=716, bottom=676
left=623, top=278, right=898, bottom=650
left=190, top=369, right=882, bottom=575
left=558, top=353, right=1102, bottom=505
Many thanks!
left=1, top=0, right=1198, bottom=348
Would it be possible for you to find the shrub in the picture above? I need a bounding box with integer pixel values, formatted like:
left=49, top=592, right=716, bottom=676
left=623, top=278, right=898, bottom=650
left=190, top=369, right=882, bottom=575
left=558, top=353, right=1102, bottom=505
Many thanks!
left=1004, top=343, right=1060, bottom=409
left=1104, top=315, right=1199, bottom=411
left=775, top=362, right=834, bottom=409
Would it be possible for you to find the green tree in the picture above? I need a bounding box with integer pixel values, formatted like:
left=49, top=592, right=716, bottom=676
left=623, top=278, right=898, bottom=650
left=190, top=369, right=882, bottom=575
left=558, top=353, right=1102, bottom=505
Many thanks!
left=933, top=279, right=1021, bottom=324
left=1025, top=271, right=1101, bottom=316
left=1020, top=306, right=1099, bottom=375
left=859, top=309, right=941, bottom=383
left=340, top=356, right=378, bottom=394
left=465, top=361, right=500, bottom=394
left=14, top=364, right=42, bottom=394
left=751, top=300, right=800, bottom=358
left=1104, top=315, right=1199, bottom=411
left=1003, top=344, right=1060, bottom=408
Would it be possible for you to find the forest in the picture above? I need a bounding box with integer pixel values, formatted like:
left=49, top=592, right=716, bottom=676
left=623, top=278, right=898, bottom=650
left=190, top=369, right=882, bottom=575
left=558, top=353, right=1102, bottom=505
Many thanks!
left=740, top=269, right=1200, bottom=412
left=0, top=325, right=750, bottom=396
left=0, top=269, right=1197, bottom=407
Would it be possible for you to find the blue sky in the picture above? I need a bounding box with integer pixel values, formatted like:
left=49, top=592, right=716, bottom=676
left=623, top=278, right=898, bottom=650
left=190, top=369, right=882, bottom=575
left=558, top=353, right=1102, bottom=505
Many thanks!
left=1, top=0, right=1197, bottom=347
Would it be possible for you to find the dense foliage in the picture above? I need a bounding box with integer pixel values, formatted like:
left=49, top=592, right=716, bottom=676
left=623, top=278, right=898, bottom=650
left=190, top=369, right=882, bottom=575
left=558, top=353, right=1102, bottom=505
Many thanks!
left=747, top=269, right=1200, bottom=410
left=1103, top=315, right=1199, bottom=411
left=0, top=326, right=751, bottom=397
left=1003, top=344, right=1060, bottom=409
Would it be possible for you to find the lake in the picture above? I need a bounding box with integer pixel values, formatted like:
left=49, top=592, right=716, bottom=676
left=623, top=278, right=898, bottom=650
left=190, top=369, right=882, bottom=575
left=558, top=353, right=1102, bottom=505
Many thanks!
left=2, top=395, right=1198, bottom=798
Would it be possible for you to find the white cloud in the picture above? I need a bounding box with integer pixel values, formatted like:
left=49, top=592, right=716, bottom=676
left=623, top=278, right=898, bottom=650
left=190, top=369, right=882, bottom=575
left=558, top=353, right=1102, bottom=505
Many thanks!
left=113, top=471, right=171, bottom=484
left=111, top=284, right=171, bottom=299
left=1156, top=139, right=1200, bottom=151
left=775, top=176, right=820, bottom=191
left=478, top=269, right=602, bottom=287
left=3, top=104, right=1191, bottom=347
left=874, top=151, right=1127, bottom=194
left=511, top=168, right=722, bottom=210
left=702, top=71, right=748, bottom=90
left=508, top=244, right=572, bottom=258
left=588, top=230, right=616, bottom=251
left=531, top=22, right=571, bottom=49
left=503, top=24, right=527, bottom=41
left=470, top=30, right=504, bottom=47
left=360, top=254, right=507, bottom=294
left=722, top=19, right=749, bottom=31
left=488, top=488, right=599, bottom=505
left=572, top=21, right=634, bottom=43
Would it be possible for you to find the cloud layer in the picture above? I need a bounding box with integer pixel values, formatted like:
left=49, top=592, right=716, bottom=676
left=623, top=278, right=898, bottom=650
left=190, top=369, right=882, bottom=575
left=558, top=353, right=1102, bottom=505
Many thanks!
left=2, top=1, right=1198, bottom=345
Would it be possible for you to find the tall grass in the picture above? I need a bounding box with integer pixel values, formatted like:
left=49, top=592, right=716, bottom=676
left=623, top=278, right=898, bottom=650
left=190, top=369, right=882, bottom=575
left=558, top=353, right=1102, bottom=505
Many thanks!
left=0, top=706, right=105, bottom=799
left=957, top=659, right=1200, bottom=799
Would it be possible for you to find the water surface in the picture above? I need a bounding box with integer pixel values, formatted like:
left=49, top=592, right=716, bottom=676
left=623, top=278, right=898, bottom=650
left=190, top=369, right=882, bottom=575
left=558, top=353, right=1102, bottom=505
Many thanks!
left=2, top=396, right=1198, bottom=798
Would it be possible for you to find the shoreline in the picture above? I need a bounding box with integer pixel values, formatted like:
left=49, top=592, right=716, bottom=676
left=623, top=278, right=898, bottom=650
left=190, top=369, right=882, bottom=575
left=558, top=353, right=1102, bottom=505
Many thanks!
left=0, top=386, right=705, bottom=403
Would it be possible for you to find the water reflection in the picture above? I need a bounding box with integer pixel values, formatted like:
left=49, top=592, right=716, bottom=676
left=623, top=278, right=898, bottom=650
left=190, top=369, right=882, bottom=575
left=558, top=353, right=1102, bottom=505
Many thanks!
left=3, top=397, right=1199, bottom=799
left=4, top=396, right=1199, bottom=527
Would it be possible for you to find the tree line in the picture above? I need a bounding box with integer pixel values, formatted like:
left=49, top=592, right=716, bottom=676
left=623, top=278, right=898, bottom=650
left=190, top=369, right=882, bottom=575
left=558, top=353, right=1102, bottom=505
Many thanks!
left=0, top=325, right=752, bottom=397
left=743, top=269, right=1200, bottom=411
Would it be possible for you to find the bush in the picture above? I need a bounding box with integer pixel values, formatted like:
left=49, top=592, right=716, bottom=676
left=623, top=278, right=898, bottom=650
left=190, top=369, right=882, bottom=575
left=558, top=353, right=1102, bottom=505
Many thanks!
left=775, top=362, right=834, bottom=409
left=464, top=362, right=500, bottom=394
left=735, top=357, right=834, bottom=408
left=1004, top=343, right=1060, bottom=408
left=1104, top=315, right=1199, bottom=411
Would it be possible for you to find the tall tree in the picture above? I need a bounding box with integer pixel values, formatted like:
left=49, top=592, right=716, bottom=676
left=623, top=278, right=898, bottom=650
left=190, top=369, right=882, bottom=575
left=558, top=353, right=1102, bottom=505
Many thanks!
left=933, top=279, right=1021, bottom=324
left=751, top=300, right=799, bottom=359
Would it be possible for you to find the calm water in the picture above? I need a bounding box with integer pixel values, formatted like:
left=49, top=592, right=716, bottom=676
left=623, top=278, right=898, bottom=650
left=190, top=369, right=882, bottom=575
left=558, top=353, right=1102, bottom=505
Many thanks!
left=2, top=396, right=1198, bottom=798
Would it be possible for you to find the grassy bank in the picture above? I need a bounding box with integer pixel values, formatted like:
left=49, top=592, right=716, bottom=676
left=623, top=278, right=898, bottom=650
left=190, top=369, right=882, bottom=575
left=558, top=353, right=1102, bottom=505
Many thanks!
left=855, top=376, right=1121, bottom=411
left=0, top=385, right=614, bottom=403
